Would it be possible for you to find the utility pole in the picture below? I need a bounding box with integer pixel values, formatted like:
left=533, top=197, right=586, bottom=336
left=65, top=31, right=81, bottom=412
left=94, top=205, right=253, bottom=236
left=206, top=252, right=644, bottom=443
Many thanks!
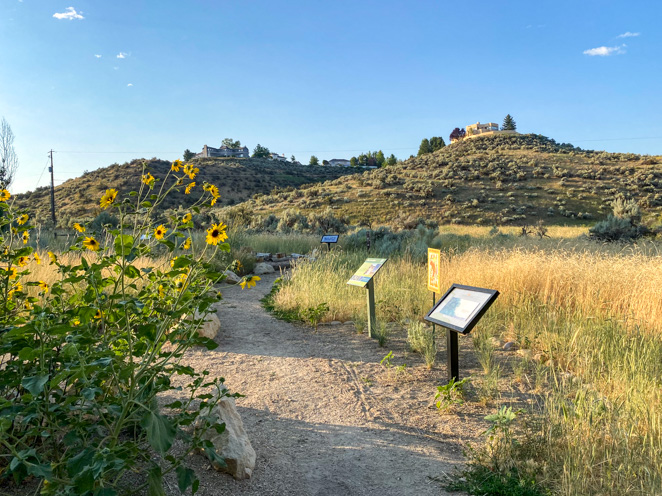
left=48, top=150, right=56, bottom=225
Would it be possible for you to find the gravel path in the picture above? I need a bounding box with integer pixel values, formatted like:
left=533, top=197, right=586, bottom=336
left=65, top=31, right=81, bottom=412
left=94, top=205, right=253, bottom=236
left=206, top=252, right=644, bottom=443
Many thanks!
left=172, top=273, right=483, bottom=496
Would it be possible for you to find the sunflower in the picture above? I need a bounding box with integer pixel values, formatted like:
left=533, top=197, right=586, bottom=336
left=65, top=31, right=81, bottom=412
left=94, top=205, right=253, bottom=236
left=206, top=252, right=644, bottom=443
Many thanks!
left=38, top=281, right=49, bottom=293
left=171, top=159, right=183, bottom=172
left=209, top=184, right=220, bottom=198
left=0, top=189, right=10, bottom=201
left=93, top=309, right=103, bottom=320
left=182, top=237, right=191, bottom=250
left=33, top=253, right=41, bottom=265
left=154, top=225, right=167, bottom=240
left=174, top=273, right=187, bottom=291
left=83, top=237, right=101, bottom=251
left=158, top=284, right=165, bottom=299
left=6, top=267, right=17, bottom=279
left=24, top=301, right=33, bottom=310
left=185, top=182, right=195, bottom=195
left=17, top=256, right=28, bottom=267
left=210, top=197, right=217, bottom=206
left=170, top=256, right=177, bottom=268
left=22, top=231, right=29, bottom=244
left=73, top=222, right=85, bottom=233
left=183, top=163, right=199, bottom=179
left=8, top=282, right=22, bottom=298
left=17, top=214, right=29, bottom=225
left=100, top=189, right=118, bottom=209
left=182, top=213, right=192, bottom=223
left=240, top=275, right=261, bottom=290
left=142, top=172, right=156, bottom=188
left=176, top=178, right=184, bottom=186
left=205, top=222, right=228, bottom=245
left=48, top=251, right=57, bottom=264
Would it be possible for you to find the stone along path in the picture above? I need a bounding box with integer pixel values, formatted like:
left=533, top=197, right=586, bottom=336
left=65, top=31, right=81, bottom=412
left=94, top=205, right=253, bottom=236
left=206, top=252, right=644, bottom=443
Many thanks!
left=173, top=273, right=479, bottom=496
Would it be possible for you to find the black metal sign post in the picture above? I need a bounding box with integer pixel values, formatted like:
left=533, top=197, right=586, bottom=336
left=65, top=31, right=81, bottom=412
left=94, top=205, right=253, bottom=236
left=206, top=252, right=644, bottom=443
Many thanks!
left=424, top=284, right=499, bottom=382
left=320, top=234, right=339, bottom=252
left=366, top=278, right=377, bottom=339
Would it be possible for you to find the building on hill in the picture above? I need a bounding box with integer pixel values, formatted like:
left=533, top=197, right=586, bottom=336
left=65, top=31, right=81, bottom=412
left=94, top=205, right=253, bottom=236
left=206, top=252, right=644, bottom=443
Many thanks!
left=328, top=159, right=351, bottom=167
left=196, top=144, right=250, bottom=158
left=269, top=153, right=288, bottom=162
left=456, top=122, right=519, bottom=142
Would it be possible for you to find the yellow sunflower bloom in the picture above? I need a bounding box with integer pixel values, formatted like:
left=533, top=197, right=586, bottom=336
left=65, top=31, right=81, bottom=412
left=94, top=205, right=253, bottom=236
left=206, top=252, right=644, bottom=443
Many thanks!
left=182, top=237, right=191, bottom=250
left=185, top=182, right=195, bottom=195
left=0, top=189, right=10, bottom=201
left=17, top=214, right=29, bottom=225
left=170, top=256, right=177, bottom=268
left=22, top=231, right=29, bottom=244
left=158, top=284, right=165, bottom=298
left=239, top=275, right=261, bottom=290
left=182, top=213, right=192, bottom=223
left=209, top=184, right=220, bottom=198
left=154, top=225, right=167, bottom=240
left=183, top=164, right=199, bottom=180
left=17, top=256, right=28, bottom=267
left=38, top=281, right=49, bottom=293
left=142, top=172, right=156, bottom=188
left=171, top=159, right=183, bottom=172
left=7, top=267, right=18, bottom=279
left=94, top=309, right=103, bottom=320
left=48, top=251, right=57, bottom=264
left=83, top=237, right=101, bottom=251
left=8, top=282, right=22, bottom=298
left=73, top=222, right=85, bottom=233
left=24, top=301, right=33, bottom=310
left=100, top=189, right=118, bottom=209
left=176, top=178, right=184, bottom=186
left=33, top=253, right=41, bottom=265
left=174, top=273, right=187, bottom=291
left=205, top=222, right=228, bottom=245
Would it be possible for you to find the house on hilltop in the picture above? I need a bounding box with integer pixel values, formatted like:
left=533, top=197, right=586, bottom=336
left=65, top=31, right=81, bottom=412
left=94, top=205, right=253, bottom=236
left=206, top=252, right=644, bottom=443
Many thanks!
left=450, top=121, right=520, bottom=143
left=196, top=144, right=250, bottom=158
left=269, top=153, right=288, bottom=162
left=328, top=159, right=351, bottom=167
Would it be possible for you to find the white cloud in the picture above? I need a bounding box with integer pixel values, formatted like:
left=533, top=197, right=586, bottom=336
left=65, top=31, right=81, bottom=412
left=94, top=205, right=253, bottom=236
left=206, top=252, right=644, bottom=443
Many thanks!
left=53, top=7, right=84, bottom=20
left=94, top=54, right=102, bottom=58
left=116, top=52, right=128, bottom=59
left=127, top=83, right=133, bottom=87
left=617, top=32, right=640, bottom=38
left=583, top=45, right=626, bottom=56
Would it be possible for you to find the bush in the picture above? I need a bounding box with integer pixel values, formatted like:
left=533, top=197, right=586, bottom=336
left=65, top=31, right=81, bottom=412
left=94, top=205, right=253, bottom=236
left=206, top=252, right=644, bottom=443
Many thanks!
left=0, top=167, right=239, bottom=494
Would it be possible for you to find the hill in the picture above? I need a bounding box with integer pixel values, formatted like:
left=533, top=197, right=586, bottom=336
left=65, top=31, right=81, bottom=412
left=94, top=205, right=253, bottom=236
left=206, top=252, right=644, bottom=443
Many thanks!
left=15, top=157, right=359, bottom=226
left=235, top=134, right=662, bottom=227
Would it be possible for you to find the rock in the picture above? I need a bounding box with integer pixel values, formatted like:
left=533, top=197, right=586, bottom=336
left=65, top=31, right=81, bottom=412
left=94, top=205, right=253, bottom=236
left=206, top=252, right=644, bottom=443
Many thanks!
left=223, top=270, right=241, bottom=284
left=195, top=311, right=220, bottom=340
left=329, top=321, right=342, bottom=326
left=253, top=262, right=275, bottom=275
left=255, top=253, right=270, bottom=262
left=503, top=341, right=519, bottom=352
left=198, top=390, right=256, bottom=480
left=343, top=321, right=354, bottom=326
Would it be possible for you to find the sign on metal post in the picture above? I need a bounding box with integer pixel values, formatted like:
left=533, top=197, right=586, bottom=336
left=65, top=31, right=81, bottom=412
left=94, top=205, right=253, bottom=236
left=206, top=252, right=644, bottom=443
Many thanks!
left=347, top=258, right=387, bottom=339
left=425, top=284, right=499, bottom=381
left=320, top=234, right=339, bottom=252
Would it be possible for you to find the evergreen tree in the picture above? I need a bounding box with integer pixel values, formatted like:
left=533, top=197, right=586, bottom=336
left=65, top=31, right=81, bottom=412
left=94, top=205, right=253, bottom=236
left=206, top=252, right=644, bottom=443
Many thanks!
left=183, top=149, right=195, bottom=161
left=429, top=136, right=446, bottom=152
left=309, top=155, right=319, bottom=166
left=502, top=114, right=517, bottom=131
left=386, top=154, right=397, bottom=166
left=375, top=150, right=386, bottom=167
left=350, top=157, right=358, bottom=167
left=418, top=138, right=432, bottom=156
left=252, top=144, right=270, bottom=158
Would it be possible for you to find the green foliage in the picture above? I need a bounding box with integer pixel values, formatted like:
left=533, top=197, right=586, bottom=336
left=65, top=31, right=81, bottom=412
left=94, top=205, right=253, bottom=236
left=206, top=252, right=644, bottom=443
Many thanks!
left=183, top=149, right=195, bottom=161
left=252, top=143, right=270, bottom=158
left=380, top=350, right=394, bottom=367
left=375, top=320, right=389, bottom=347
left=589, top=195, right=651, bottom=242
left=0, top=164, right=236, bottom=493
left=418, top=138, right=431, bottom=156
left=418, top=137, right=445, bottom=156
left=222, top=138, right=242, bottom=149
left=502, top=114, right=517, bottom=131
left=434, top=377, right=469, bottom=412
left=309, top=155, right=319, bottom=166
left=299, top=302, right=329, bottom=331
left=261, top=277, right=301, bottom=323
left=407, top=320, right=436, bottom=368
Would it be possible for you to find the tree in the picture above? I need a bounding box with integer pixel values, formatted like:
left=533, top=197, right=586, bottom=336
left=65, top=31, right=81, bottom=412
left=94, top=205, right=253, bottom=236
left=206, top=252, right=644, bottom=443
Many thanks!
left=183, top=149, right=195, bottom=161
left=309, top=155, right=319, bottom=166
left=350, top=157, right=358, bottom=167
left=322, top=159, right=329, bottom=166
left=502, top=114, right=517, bottom=131
left=0, top=117, right=18, bottom=189
left=418, top=138, right=432, bottom=156
left=252, top=144, right=270, bottom=158
left=375, top=150, right=386, bottom=167
left=222, top=138, right=242, bottom=148
left=291, top=155, right=296, bottom=163
left=386, top=154, right=397, bottom=166
left=449, top=127, right=466, bottom=142
left=429, top=136, right=446, bottom=152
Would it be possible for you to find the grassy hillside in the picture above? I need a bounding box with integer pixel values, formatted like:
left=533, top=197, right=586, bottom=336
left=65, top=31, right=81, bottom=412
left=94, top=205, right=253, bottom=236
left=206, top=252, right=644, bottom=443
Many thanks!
left=240, top=134, right=662, bottom=227
left=15, top=157, right=359, bottom=226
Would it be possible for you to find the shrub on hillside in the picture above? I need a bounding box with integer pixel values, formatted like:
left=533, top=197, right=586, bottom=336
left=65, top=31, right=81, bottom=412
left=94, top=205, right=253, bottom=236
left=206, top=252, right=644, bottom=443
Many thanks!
left=589, top=195, right=651, bottom=242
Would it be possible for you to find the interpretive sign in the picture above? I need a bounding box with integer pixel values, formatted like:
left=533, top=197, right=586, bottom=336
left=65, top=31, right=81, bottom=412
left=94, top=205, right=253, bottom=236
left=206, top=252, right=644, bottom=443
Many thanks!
left=427, top=248, right=441, bottom=294
left=321, top=234, right=339, bottom=244
left=347, top=258, right=387, bottom=288
left=425, top=284, right=498, bottom=335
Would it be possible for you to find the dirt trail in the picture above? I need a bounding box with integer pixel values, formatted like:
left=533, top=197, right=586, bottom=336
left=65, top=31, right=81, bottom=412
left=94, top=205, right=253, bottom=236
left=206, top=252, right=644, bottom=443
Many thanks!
left=173, top=273, right=484, bottom=496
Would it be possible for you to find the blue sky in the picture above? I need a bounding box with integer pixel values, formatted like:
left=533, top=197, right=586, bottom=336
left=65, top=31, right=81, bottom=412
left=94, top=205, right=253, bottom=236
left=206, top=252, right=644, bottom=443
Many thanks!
left=1, top=0, right=660, bottom=193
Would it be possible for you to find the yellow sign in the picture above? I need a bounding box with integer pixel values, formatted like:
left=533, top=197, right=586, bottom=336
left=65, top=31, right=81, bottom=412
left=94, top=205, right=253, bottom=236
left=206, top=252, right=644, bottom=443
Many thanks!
left=427, top=248, right=441, bottom=293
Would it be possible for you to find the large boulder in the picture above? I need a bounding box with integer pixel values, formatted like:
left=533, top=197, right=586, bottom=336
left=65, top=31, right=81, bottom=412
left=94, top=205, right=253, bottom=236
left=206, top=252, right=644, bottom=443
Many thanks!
left=253, top=262, right=275, bottom=275
left=194, top=311, right=220, bottom=340
left=199, top=390, right=256, bottom=480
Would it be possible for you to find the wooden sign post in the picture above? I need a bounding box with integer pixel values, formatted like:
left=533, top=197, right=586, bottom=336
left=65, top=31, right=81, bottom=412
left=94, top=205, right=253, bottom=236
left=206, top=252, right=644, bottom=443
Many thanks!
left=427, top=248, right=442, bottom=347
left=425, top=284, right=499, bottom=381
left=347, top=258, right=387, bottom=340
